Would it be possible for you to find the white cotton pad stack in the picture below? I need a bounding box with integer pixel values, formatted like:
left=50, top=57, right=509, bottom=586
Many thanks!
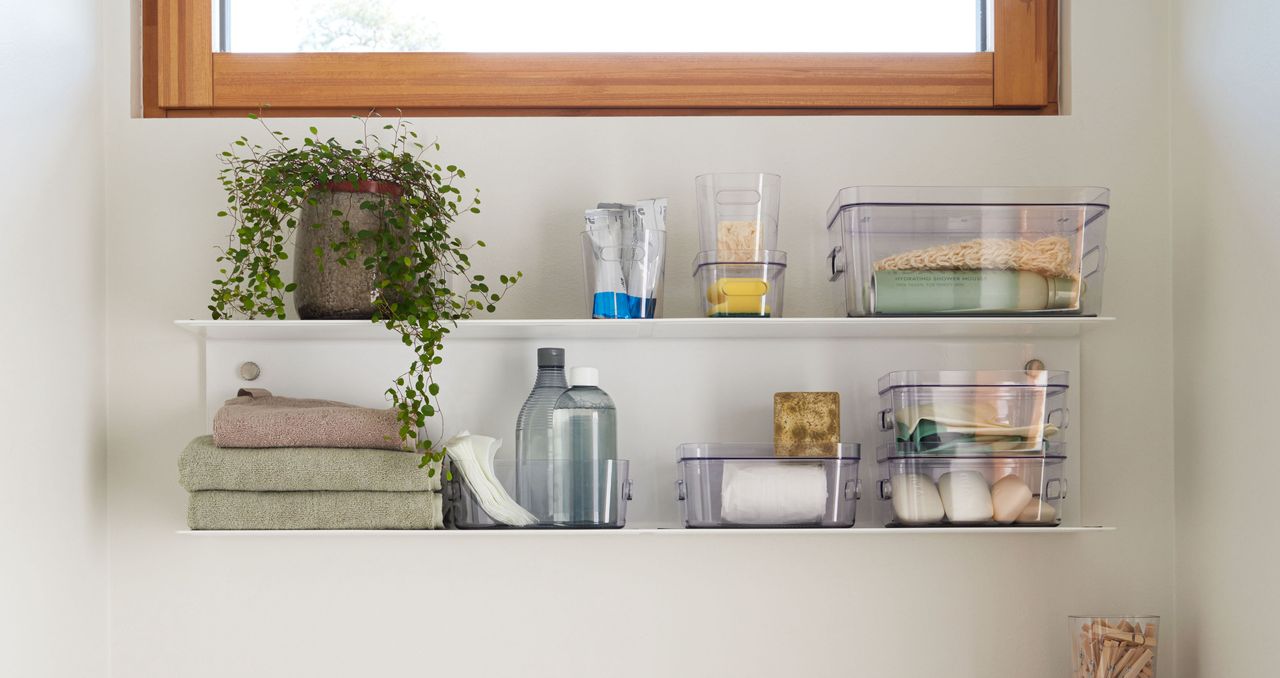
left=938, top=471, right=995, bottom=523
left=720, top=462, right=828, bottom=525
left=890, top=473, right=945, bottom=525
left=445, top=431, right=538, bottom=527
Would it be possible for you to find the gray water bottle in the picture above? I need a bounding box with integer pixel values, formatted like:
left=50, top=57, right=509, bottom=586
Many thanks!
left=514, top=348, right=567, bottom=505
left=551, top=367, right=617, bottom=524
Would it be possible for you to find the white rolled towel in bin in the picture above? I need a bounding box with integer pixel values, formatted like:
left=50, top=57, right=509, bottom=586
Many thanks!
left=720, top=462, right=828, bottom=525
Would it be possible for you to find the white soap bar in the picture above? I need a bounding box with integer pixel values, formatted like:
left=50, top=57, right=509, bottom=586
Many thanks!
left=938, top=471, right=994, bottom=524
left=890, top=473, right=945, bottom=525
left=991, top=474, right=1034, bottom=524
left=721, top=462, right=827, bottom=525
left=1015, top=498, right=1058, bottom=525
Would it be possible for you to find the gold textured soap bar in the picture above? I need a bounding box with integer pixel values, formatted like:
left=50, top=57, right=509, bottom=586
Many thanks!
left=773, top=392, right=841, bottom=457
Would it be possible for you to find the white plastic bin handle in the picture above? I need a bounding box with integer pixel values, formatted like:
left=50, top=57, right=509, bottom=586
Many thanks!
left=878, top=479, right=893, bottom=500
left=675, top=479, right=685, bottom=501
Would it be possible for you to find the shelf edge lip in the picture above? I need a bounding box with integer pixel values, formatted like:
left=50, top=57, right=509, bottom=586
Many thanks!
left=174, top=317, right=1115, bottom=341
left=175, top=526, right=1116, bottom=536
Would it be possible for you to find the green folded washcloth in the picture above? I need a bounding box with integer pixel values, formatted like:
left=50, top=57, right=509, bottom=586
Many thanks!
left=187, top=490, right=443, bottom=530
left=179, top=435, right=440, bottom=493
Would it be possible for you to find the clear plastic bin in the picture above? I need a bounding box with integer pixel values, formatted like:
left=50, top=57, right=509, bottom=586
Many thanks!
left=580, top=229, right=666, bottom=319
left=692, top=250, right=787, bottom=318
left=677, top=442, right=860, bottom=528
left=879, top=370, right=1069, bottom=453
left=825, top=186, right=1109, bottom=316
left=1070, top=616, right=1159, bottom=678
left=877, top=451, right=1066, bottom=527
left=447, top=459, right=631, bottom=529
left=696, top=173, right=781, bottom=257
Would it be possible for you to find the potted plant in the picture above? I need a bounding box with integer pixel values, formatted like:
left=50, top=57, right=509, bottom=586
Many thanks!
left=209, top=115, right=521, bottom=471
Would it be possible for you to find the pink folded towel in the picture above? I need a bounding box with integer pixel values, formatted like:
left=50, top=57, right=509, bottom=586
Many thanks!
left=213, top=388, right=406, bottom=450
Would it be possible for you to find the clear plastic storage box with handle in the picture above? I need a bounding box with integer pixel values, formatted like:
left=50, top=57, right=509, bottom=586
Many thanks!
left=825, top=186, right=1109, bottom=316
left=447, top=459, right=632, bottom=529
left=879, top=370, right=1069, bottom=454
left=877, top=450, right=1066, bottom=527
left=676, top=443, right=860, bottom=528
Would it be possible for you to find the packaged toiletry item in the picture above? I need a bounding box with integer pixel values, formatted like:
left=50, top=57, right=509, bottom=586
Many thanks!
left=551, top=367, right=618, bottom=524
left=773, top=392, right=840, bottom=457
left=446, top=432, right=537, bottom=527
left=871, top=269, right=1079, bottom=314
left=582, top=202, right=666, bottom=319
left=514, top=348, right=568, bottom=503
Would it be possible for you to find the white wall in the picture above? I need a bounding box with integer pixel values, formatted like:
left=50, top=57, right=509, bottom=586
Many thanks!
left=1172, top=1, right=1280, bottom=676
left=0, top=0, right=107, bottom=676
left=103, top=1, right=1178, bottom=677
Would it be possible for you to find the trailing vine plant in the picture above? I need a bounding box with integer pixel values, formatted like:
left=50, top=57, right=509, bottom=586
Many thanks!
left=209, top=114, right=521, bottom=473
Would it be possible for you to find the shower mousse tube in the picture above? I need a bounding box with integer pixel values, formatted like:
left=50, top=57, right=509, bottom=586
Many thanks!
left=871, top=269, right=1079, bottom=314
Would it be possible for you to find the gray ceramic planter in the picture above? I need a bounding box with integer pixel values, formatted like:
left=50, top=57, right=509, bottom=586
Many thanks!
left=293, top=181, right=402, bottom=320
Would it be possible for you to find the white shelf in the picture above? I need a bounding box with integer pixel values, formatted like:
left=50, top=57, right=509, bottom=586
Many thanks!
left=176, top=317, right=1112, bottom=341
left=177, top=526, right=1114, bottom=537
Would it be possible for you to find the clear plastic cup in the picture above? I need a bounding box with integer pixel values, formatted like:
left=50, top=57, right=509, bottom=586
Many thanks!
left=695, top=173, right=781, bottom=257
left=1070, top=616, right=1159, bottom=678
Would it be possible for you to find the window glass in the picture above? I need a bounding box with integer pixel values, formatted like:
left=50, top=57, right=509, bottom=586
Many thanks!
left=219, top=0, right=984, bottom=53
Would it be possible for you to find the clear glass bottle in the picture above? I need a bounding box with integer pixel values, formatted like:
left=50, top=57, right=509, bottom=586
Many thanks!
left=514, top=348, right=567, bottom=505
left=551, top=367, right=617, bottom=525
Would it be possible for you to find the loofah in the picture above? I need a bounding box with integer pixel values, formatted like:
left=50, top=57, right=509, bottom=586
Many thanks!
left=874, top=236, right=1076, bottom=280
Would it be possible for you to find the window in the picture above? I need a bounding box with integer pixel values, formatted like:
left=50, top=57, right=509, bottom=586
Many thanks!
left=144, top=0, right=1057, bottom=117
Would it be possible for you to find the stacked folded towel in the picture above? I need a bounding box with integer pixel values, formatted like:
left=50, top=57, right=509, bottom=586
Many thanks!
left=179, top=389, right=442, bottom=530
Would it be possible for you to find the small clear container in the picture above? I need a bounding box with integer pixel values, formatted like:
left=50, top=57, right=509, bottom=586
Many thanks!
left=825, top=186, right=1109, bottom=316
left=692, top=250, right=787, bottom=318
left=580, top=228, right=666, bottom=319
left=696, top=173, right=781, bottom=257
left=677, top=442, right=860, bottom=528
left=448, top=460, right=632, bottom=529
left=878, top=370, right=1069, bottom=453
left=876, top=451, right=1066, bottom=527
left=1070, top=616, right=1159, bottom=678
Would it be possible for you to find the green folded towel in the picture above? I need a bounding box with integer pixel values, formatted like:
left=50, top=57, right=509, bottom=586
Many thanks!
left=179, top=435, right=440, bottom=492
left=187, top=490, right=443, bottom=530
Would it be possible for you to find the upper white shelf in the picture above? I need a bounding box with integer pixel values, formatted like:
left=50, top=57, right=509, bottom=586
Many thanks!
left=175, top=317, right=1113, bottom=341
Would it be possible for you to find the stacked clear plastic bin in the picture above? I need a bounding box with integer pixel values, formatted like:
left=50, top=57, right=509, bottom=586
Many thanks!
left=677, top=443, right=860, bottom=528
left=876, top=370, right=1069, bottom=527
left=825, top=186, right=1109, bottom=317
left=692, top=173, right=787, bottom=318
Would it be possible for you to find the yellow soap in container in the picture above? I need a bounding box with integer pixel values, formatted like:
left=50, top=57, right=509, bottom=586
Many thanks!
left=692, top=251, right=788, bottom=318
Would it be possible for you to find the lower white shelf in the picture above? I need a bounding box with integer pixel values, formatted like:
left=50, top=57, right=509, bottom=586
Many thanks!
left=177, top=526, right=1114, bottom=536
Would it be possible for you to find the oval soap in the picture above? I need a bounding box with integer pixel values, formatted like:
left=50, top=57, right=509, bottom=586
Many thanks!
left=1015, top=498, right=1058, bottom=525
left=890, top=473, right=944, bottom=525
left=991, top=474, right=1034, bottom=524
left=938, top=470, right=994, bottom=524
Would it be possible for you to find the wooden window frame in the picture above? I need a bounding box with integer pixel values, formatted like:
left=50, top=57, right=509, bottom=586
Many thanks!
left=143, top=0, right=1057, bottom=118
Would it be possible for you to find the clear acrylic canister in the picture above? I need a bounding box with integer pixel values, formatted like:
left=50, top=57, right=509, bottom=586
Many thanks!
left=581, top=229, right=666, bottom=319
left=1070, top=616, right=1158, bottom=678
left=696, top=173, right=781, bottom=256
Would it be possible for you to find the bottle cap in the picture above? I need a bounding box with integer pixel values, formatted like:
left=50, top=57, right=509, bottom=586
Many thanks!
left=570, top=366, right=599, bottom=387
left=537, top=348, right=565, bottom=368
left=1045, top=278, right=1081, bottom=310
